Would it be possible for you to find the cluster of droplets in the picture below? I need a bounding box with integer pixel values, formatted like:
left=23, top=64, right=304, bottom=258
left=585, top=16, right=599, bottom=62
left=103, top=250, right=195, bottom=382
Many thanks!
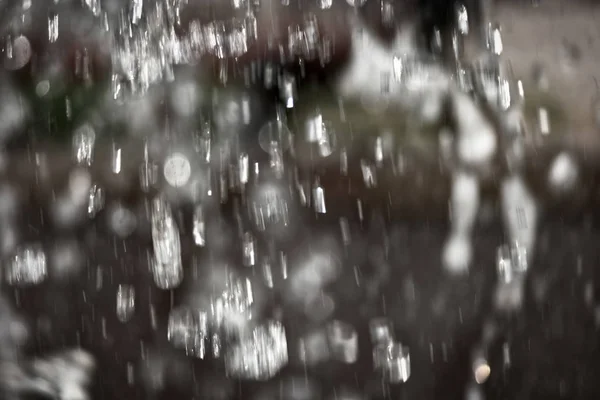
left=103, top=0, right=337, bottom=96
left=165, top=270, right=291, bottom=380
left=224, top=320, right=288, bottom=380
left=1, top=346, right=96, bottom=400
left=150, top=195, right=183, bottom=289
left=109, top=0, right=193, bottom=96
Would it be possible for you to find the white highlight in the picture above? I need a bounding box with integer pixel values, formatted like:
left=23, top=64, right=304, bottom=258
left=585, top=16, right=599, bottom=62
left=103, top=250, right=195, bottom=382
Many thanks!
left=163, top=152, right=192, bottom=188
left=335, top=14, right=453, bottom=124
left=336, top=19, right=404, bottom=101
left=548, top=152, right=578, bottom=193
left=452, top=91, right=498, bottom=168
left=443, top=171, right=480, bottom=274
left=538, top=107, right=550, bottom=135
left=501, top=174, right=538, bottom=257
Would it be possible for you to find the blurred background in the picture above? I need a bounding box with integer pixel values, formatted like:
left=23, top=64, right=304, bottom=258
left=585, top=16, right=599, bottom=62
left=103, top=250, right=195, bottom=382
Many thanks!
left=1, top=1, right=600, bottom=400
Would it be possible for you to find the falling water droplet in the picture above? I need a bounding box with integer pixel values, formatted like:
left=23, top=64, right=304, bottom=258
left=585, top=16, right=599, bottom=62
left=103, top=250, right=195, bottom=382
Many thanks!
left=116, top=284, right=135, bottom=322
left=48, top=11, right=59, bottom=43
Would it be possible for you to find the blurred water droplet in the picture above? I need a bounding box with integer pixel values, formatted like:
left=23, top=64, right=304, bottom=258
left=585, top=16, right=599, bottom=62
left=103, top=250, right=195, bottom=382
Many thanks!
left=361, top=160, right=377, bottom=188
left=327, top=320, right=358, bottom=363
left=456, top=3, right=469, bottom=35
left=346, top=0, right=367, bottom=7
left=548, top=152, right=578, bottom=193
left=192, top=205, right=206, bottom=247
left=86, top=184, right=105, bottom=219
left=95, top=266, right=103, bottom=291
left=140, top=145, right=159, bottom=192
left=303, top=14, right=321, bottom=60
left=584, top=281, right=594, bottom=307
left=339, top=217, right=351, bottom=245
left=538, top=107, right=550, bottom=135
left=0, top=223, right=18, bottom=257
left=319, top=35, right=333, bottom=66
left=150, top=196, right=183, bottom=289
left=112, top=144, right=122, bottom=174
left=212, top=332, right=222, bottom=358
left=50, top=240, right=84, bottom=280
left=305, top=292, right=335, bottom=322
left=259, top=258, right=273, bottom=288
left=496, top=245, right=513, bottom=284
left=48, top=11, right=59, bottom=43
left=339, top=148, right=348, bottom=176
left=258, top=120, right=292, bottom=154
left=242, top=232, right=257, bottom=266
left=313, top=179, right=327, bottom=214
left=373, top=342, right=411, bottom=383
left=168, top=307, right=208, bottom=358
left=225, top=320, right=288, bottom=380
left=298, top=329, right=330, bottom=366
left=108, top=204, right=137, bottom=238
left=305, top=111, right=325, bottom=143
left=269, top=142, right=285, bottom=178
left=36, top=80, right=51, bottom=97
left=318, top=0, right=333, bottom=9
left=245, top=13, right=258, bottom=42
left=380, top=0, right=394, bottom=28
left=0, top=184, right=18, bottom=220
left=229, top=19, right=249, bottom=58
left=472, top=56, right=512, bottom=110
left=502, top=342, right=511, bottom=368
left=131, top=0, right=143, bottom=25
left=496, top=243, right=528, bottom=284
left=83, top=0, right=101, bottom=16
left=4, top=35, right=31, bottom=70
left=369, top=317, right=395, bottom=345
left=374, top=136, right=384, bottom=167
left=249, top=182, right=291, bottom=233
left=473, top=357, right=491, bottom=384
left=72, top=124, right=96, bottom=166
left=465, top=383, right=483, bottom=400
left=279, top=251, right=288, bottom=280
left=149, top=304, right=158, bottom=330
left=279, top=73, right=297, bottom=108
left=116, top=284, right=135, bottom=323
left=486, top=23, right=503, bottom=55
left=163, top=152, right=192, bottom=188
left=171, top=81, right=199, bottom=118
left=6, top=244, right=47, bottom=287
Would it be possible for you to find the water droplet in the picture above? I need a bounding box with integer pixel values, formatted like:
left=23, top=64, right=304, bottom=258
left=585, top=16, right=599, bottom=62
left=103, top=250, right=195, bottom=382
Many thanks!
left=374, top=342, right=411, bottom=383
left=318, top=0, right=332, bottom=9
left=5, top=244, right=47, bottom=287
left=4, top=35, right=31, bottom=70
left=163, top=152, right=192, bottom=188
left=48, top=11, right=59, bottom=43
left=327, top=320, right=358, bottom=363
left=313, top=179, right=327, bottom=214
left=346, top=0, right=367, bottom=7
left=116, top=284, right=135, bottom=323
